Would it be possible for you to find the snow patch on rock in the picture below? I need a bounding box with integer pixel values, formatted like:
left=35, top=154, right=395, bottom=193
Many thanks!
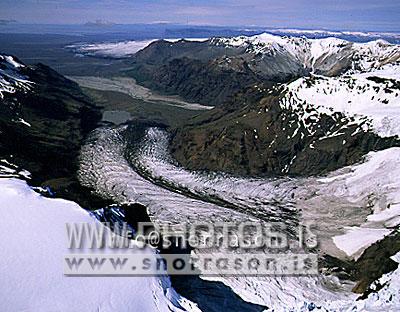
left=0, top=54, right=33, bottom=99
left=281, top=64, right=400, bottom=137
left=212, top=33, right=400, bottom=73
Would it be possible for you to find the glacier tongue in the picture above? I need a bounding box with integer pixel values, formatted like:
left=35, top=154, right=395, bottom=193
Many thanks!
left=77, top=125, right=400, bottom=311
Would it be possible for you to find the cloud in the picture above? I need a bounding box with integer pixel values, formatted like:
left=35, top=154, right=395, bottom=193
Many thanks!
left=0, top=0, right=398, bottom=31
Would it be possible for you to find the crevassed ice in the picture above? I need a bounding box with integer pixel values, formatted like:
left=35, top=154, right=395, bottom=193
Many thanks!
left=78, top=126, right=400, bottom=310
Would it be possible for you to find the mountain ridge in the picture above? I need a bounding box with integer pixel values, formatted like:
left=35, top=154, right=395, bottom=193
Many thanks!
left=129, top=33, right=400, bottom=107
left=126, top=33, right=400, bottom=176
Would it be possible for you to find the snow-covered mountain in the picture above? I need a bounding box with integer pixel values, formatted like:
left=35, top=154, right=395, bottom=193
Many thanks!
left=211, top=33, right=400, bottom=75
left=0, top=54, right=34, bottom=134
left=265, top=28, right=400, bottom=43
left=208, top=33, right=400, bottom=139
left=142, top=33, right=399, bottom=176
left=67, top=30, right=400, bottom=60
left=281, top=64, right=400, bottom=139
left=126, top=33, right=400, bottom=107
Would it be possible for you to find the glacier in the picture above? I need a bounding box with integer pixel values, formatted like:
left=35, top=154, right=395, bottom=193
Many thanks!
left=77, top=125, right=400, bottom=311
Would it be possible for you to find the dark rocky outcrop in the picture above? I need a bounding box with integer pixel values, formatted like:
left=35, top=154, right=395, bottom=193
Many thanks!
left=322, top=230, right=400, bottom=295
left=0, top=56, right=102, bottom=206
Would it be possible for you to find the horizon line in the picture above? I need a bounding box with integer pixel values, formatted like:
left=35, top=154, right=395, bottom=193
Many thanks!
left=1, top=22, right=400, bottom=34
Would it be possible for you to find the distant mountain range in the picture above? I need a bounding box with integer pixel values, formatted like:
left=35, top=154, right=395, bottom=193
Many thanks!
left=66, top=28, right=400, bottom=59
left=264, top=28, right=400, bottom=43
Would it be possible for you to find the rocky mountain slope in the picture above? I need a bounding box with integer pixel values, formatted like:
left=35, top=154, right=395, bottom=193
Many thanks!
left=0, top=54, right=101, bottom=197
left=134, top=34, right=400, bottom=176
left=170, top=82, right=399, bottom=176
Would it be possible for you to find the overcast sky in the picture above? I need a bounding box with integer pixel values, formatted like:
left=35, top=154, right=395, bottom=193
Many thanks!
left=1, top=0, right=399, bottom=31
